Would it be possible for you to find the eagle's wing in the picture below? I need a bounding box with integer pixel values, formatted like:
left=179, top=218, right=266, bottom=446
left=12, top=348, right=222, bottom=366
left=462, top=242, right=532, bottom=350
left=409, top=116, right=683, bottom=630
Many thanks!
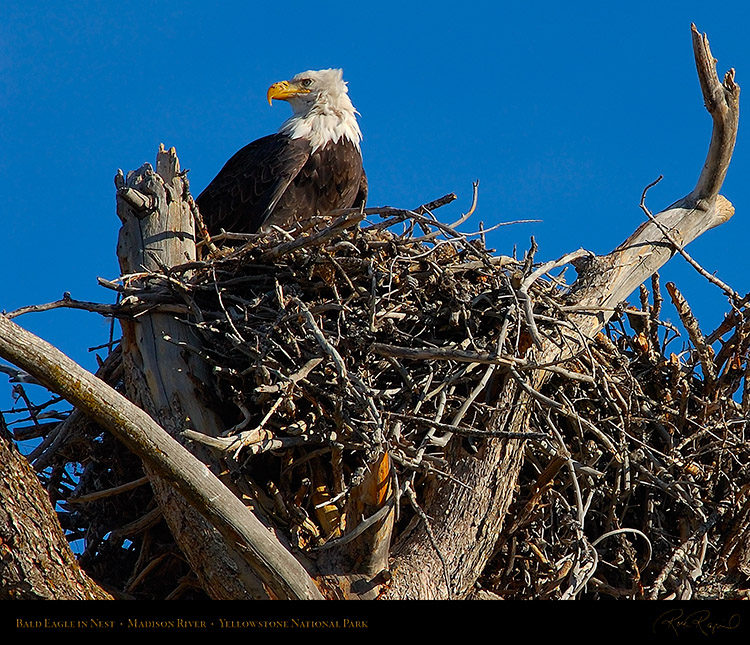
left=196, top=134, right=310, bottom=234
left=354, top=167, right=368, bottom=209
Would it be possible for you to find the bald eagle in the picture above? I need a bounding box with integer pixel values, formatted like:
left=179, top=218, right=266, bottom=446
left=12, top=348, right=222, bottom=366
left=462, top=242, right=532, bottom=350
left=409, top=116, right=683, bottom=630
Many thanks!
left=196, top=68, right=367, bottom=235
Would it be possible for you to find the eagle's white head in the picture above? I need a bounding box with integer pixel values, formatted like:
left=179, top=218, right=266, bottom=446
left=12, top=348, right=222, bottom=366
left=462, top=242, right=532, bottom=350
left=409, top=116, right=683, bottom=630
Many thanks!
left=268, top=68, right=362, bottom=153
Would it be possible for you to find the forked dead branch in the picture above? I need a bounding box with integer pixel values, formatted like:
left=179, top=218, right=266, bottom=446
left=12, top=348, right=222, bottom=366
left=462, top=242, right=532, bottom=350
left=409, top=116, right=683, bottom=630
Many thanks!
left=0, top=25, right=748, bottom=600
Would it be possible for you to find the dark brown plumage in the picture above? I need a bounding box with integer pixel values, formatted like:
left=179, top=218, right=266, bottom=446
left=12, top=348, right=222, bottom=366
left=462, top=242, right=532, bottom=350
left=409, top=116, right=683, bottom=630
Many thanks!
left=196, top=68, right=366, bottom=235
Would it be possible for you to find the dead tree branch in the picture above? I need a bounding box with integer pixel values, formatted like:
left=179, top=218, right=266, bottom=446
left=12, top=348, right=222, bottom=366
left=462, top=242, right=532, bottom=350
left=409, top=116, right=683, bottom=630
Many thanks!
left=0, top=313, right=322, bottom=599
left=0, top=24, right=741, bottom=602
left=380, top=23, right=740, bottom=599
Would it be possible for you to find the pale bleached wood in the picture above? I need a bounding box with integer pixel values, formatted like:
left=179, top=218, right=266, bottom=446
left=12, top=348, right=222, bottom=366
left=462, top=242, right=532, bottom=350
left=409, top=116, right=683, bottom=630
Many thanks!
left=382, top=24, right=739, bottom=599
left=114, top=147, right=269, bottom=599
left=0, top=312, right=322, bottom=599
left=113, top=144, right=323, bottom=599
left=688, top=23, right=739, bottom=203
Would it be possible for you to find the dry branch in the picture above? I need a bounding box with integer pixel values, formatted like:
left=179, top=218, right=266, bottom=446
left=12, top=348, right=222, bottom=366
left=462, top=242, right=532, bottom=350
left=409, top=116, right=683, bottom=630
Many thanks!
left=380, top=23, right=740, bottom=598
left=0, top=25, right=744, bottom=601
left=0, top=312, right=321, bottom=600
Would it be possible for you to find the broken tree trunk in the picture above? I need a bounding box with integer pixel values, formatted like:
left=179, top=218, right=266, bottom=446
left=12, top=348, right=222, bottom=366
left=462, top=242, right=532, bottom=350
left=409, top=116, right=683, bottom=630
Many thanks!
left=380, top=24, right=739, bottom=599
left=0, top=25, right=737, bottom=601
left=113, top=145, right=323, bottom=600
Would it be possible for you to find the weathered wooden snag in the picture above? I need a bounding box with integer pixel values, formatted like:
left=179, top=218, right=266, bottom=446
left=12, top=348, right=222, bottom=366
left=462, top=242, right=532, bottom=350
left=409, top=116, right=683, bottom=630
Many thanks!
left=0, top=25, right=743, bottom=600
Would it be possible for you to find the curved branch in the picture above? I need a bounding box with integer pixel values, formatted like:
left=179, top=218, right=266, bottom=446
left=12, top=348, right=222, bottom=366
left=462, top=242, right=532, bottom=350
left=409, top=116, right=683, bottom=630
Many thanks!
left=0, top=313, right=322, bottom=600
left=688, top=23, right=740, bottom=203
left=383, top=24, right=740, bottom=600
left=570, top=24, right=739, bottom=328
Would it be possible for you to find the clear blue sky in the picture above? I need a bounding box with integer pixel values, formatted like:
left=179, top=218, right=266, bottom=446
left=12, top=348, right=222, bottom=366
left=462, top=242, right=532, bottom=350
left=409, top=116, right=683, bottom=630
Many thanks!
left=2, top=2, right=749, bottom=414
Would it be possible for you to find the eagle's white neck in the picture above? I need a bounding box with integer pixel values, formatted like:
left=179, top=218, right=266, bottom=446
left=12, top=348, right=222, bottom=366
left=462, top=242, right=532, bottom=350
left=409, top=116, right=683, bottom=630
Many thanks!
left=279, top=94, right=362, bottom=153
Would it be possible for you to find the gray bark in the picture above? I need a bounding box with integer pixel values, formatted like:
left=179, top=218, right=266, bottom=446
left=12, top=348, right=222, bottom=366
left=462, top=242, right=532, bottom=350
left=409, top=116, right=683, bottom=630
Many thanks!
left=114, top=144, right=323, bottom=599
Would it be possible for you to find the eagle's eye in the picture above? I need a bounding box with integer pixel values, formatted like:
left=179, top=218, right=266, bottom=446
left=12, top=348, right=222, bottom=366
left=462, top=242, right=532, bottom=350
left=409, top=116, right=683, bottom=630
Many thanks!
left=300, top=78, right=313, bottom=88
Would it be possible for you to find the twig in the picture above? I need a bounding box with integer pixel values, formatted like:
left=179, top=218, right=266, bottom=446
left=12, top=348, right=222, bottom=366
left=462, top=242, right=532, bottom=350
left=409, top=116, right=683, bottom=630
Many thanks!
left=665, top=281, right=718, bottom=386
left=648, top=498, right=732, bottom=599
left=639, top=175, right=740, bottom=302
left=6, top=294, right=117, bottom=320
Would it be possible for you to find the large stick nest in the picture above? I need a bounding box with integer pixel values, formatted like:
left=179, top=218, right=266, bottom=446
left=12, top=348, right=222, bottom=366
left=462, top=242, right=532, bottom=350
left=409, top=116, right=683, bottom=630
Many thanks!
left=8, top=199, right=750, bottom=599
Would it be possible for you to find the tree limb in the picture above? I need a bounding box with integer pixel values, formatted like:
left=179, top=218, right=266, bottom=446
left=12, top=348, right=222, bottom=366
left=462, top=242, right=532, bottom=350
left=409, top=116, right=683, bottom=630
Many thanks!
left=688, top=23, right=740, bottom=204
left=382, top=24, right=739, bottom=599
left=0, top=317, right=322, bottom=600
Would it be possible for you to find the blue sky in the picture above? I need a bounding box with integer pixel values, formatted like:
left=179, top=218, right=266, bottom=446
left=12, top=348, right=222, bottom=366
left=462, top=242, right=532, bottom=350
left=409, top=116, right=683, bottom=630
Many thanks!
left=1, top=2, right=749, bottom=416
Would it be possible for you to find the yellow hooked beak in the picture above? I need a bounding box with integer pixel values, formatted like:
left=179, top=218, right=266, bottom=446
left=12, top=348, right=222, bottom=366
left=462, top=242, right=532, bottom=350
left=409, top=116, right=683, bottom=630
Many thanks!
left=267, top=80, right=311, bottom=105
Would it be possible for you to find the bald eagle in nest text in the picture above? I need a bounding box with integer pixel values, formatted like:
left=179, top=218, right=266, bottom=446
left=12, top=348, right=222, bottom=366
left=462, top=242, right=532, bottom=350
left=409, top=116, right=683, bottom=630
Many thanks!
left=196, top=68, right=367, bottom=235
